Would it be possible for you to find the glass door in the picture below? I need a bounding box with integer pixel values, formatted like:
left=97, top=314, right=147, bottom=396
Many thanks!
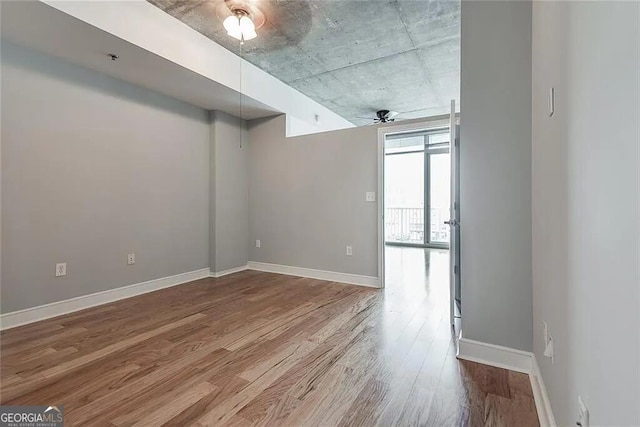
left=384, top=135, right=425, bottom=245
left=426, top=132, right=451, bottom=248
left=385, top=130, right=450, bottom=248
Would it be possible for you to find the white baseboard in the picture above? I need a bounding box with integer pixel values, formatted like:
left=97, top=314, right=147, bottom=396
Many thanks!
left=457, top=337, right=533, bottom=373
left=210, top=265, right=249, bottom=278
left=457, top=337, right=556, bottom=427
left=0, top=268, right=210, bottom=331
left=530, top=355, right=557, bottom=427
left=246, top=261, right=380, bottom=288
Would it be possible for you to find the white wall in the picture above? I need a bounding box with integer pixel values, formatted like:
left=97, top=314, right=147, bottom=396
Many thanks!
left=532, top=2, right=640, bottom=425
left=459, top=0, right=533, bottom=351
left=1, top=42, right=210, bottom=313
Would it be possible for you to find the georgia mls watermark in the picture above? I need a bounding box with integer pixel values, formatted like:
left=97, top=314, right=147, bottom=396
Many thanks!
left=0, top=406, right=64, bottom=427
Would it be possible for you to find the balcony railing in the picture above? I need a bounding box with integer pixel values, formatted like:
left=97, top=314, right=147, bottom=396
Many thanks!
left=385, top=207, right=450, bottom=245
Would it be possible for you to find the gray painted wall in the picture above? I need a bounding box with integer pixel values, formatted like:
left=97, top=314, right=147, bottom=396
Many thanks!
left=210, top=111, right=249, bottom=273
left=532, top=2, right=639, bottom=425
left=459, top=0, right=533, bottom=351
left=1, top=42, right=210, bottom=313
left=209, top=112, right=217, bottom=273
left=247, top=115, right=379, bottom=277
left=0, top=3, right=4, bottom=302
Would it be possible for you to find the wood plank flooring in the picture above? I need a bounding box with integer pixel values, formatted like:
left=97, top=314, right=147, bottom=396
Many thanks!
left=1, top=248, right=539, bottom=426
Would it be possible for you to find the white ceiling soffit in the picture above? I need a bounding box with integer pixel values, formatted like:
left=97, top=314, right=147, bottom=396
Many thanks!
left=0, top=0, right=354, bottom=136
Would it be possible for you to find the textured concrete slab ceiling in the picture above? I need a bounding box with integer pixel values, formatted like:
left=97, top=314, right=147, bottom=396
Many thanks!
left=148, top=0, right=460, bottom=126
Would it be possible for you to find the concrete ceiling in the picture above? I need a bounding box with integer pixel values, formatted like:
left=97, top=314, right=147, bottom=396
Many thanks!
left=148, top=0, right=460, bottom=126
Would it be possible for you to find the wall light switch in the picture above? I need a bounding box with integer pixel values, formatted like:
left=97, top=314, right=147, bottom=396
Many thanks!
left=256, top=240, right=261, bottom=248
left=346, top=246, right=353, bottom=256
left=55, top=263, right=67, bottom=277
left=366, top=192, right=376, bottom=202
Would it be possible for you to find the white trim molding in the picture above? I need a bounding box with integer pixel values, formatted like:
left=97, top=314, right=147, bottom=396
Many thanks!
left=0, top=268, right=210, bottom=331
left=210, top=265, right=249, bottom=278
left=457, top=337, right=533, bottom=373
left=457, top=338, right=556, bottom=427
left=247, top=261, right=380, bottom=288
left=530, top=355, right=557, bottom=427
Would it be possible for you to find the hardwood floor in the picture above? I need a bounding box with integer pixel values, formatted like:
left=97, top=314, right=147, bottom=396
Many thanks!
left=1, top=248, right=539, bottom=426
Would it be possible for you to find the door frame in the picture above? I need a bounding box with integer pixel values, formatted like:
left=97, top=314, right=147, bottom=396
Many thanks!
left=377, top=116, right=451, bottom=289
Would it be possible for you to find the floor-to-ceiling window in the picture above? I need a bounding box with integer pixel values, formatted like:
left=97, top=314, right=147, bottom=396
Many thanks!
left=384, top=129, right=451, bottom=248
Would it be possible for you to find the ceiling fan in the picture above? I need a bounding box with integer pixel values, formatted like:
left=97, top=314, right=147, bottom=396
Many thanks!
left=358, top=110, right=400, bottom=124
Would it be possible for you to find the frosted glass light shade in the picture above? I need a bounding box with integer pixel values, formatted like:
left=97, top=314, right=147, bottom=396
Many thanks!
left=243, top=29, right=257, bottom=40
left=239, top=16, right=255, bottom=32
left=223, top=14, right=257, bottom=41
left=223, top=15, right=239, bottom=32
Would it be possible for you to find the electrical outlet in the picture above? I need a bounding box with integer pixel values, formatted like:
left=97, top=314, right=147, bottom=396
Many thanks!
left=55, top=263, right=67, bottom=277
left=127, top=253, right=135, bottom=265
left=256, top=240, right=261, bottom=248
left=346, top=246, right=353, bottom=256
left=577, top=396, right=589, bottom=427
left=365, top=192, right=376, bottom=202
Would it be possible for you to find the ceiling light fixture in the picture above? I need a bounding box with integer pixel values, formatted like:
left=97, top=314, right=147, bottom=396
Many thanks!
left=223, top=9, right=257, bottom=42
left=217, top=0, right=265, bottom=43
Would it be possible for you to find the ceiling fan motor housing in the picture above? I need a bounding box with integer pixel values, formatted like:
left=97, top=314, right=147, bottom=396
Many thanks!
left=376, top=110, right=396, bottom=123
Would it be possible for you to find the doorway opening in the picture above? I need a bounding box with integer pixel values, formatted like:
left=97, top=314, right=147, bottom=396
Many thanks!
left=377, top=111, right=460, bottom=328
left=384, top=129, right=451, bottom=249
